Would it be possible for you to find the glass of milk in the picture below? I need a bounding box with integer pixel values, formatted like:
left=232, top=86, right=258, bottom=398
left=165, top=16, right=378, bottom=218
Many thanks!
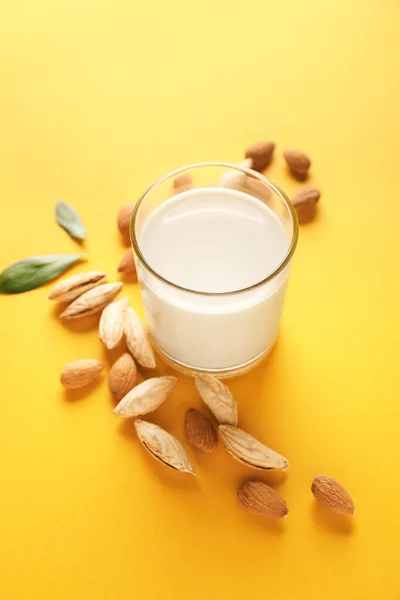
left=130, top=162, right=298, bottom=377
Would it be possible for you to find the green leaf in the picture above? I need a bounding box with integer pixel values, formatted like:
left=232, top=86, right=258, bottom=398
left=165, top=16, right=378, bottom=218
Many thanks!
left=55, top=201, right=86, bottom=240
left=0, top=254, right=84, bottom=294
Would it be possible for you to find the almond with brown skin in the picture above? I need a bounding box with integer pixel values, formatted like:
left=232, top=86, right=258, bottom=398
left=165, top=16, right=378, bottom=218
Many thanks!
left=184, top=408, right=218, bottom=454
left=108, top=353, right=138, bottom=401
left=173, top=174, right=193, bottom=193
left=48, top=271, right=107, bottom=303
left=117, top=203, right=135, bottom=238
left=238, top=480, right=288, bottom=518
left=117, top=250, right=137, bottom=277
left=245, top=141, right=275, bottom=172
left=311, top=475, right=355, bottom=515
left=291, top=187, right=321, bottom=224
left=60, top=359, right=104, bottom=389
left=283, top=149, right=311, bottom=180
left=60, top=282, right=123, bottom=319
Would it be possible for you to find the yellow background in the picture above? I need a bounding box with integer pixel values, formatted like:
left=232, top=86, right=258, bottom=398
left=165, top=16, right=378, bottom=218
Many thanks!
left=1, top=0, right=399, bottom=598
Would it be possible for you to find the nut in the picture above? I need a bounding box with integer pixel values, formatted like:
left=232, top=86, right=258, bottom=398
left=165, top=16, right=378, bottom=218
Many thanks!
left=99, top=296, right=129, bottom=349
left=134, top=420, right=195, bottom=474
left=283, top=149, right=311, bottom=180
left=125, top=306, right=156, bottom=369
left=108, top=353, right=138, bottom=402
left=245, top=141, right=275, bottom=172
left=311, top=475, right=355, bottom=515
left=291, top=187, right=321, bottom=224
left=60, top=282, right=123, bottom=319
left=219, top=424, right=289, bottom=471
left=184, top=408, right=218, bottom=454
left=60, top=359, right=104, bottom=389
left=238, top=480, right=288, bottom=518
left=117, top=203, right=135, bottom=238
left=113, top=376, right=177, bottom=418
left=117, top=250, right=137, bottom=277
left=195, top=375, right=238, bottom=426
left=48, top=271, right=107, bottom=303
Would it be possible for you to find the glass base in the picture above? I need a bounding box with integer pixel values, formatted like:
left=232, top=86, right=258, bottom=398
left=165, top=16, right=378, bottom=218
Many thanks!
left=152, top=341, right=275, bottom=379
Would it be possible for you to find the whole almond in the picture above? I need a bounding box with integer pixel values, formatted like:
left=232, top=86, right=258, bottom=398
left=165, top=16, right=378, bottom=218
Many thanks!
left=311, top=475, right=355, bottom=515
left=238, top=480, right=288, bottom=518
left=184, top=408, right=218, bottom=454
left=99, top=296, right=129, bottom=349
left=48, top=271, right=107, bottom=303
left=60, top=359, right=104, bottom=389
left=195, top=375, right=238, bottom=426
left=117, top=250, right=137, bottom=277
left=134, top=420, right=195, bottom=474
left=125, top=306, right=156, bottom=369
left=60, top=282, right=123, bottom=320
left=291, top=187, right=321, bottom=224
left=173, top=174, right=193, bottom=193
left=113, top=376, right=177, bottom=418
left=108, top=353, right=138, bottom=401
left=243, top=176, right=272, bottom=204
left=117, top=203, right=135, bottom=238
left=245, top=141, right=275, bottom=172
left=283, top=149, right=311, bottom=180
left=219, top=424, right=289, bottom=471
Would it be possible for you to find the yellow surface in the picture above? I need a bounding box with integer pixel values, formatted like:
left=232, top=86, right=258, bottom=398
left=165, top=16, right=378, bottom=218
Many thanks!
left=1, top=1, right=399, bottom=598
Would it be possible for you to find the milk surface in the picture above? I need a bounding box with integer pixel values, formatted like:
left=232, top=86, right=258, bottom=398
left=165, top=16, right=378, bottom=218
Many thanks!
left=138, top=187, right=291, bottom=371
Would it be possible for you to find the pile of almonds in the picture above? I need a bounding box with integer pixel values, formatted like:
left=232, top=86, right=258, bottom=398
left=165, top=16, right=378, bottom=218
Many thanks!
left=245, top=141, right=321, bottom=224
left=49, top=169, right=353, bottom=522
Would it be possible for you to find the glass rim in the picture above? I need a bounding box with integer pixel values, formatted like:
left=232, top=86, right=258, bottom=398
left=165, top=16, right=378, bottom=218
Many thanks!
left=130, top=161, right=299, bottom=297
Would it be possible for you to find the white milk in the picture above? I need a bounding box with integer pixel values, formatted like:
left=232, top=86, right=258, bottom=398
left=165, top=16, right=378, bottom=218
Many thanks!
left=137, top=187, right=291, bottom=372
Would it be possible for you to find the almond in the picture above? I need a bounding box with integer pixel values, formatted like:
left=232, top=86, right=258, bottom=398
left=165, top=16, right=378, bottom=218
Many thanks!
left=184, top=408, right=217, bottom=454
left=125, top=306, right=156, bottom=369
left=283, top=149, right=311, bottom=180
left=245, top=141, right=275, bottom=172
left=219, top=425, right=289, bottom=471
left=108, top=353, right=138, bottom=401
left=134, top=420, right=195, bottom=474
left=99, top=296, right=129, bottom=349
left=311, top=475, right=355, bottom=515
left=113, top=376, right=177, bottom=418
left=117, top=250, right=137, bottom=277
left=243, top=176, right=272, bottom=204
left=60, top=359, right=104, bottom=389
left=291, top=187, right=321, bottom=224
left=48, top=271, right=107, bottom=303
left=173, top=174, right=193, bottom=193
left=238, top=480, right=288, bottom=518
left=117, top=203, right=135, bottom=238
left=195, top=375, right=238, bottom=426
left=60, top=282, right=123, bottom=319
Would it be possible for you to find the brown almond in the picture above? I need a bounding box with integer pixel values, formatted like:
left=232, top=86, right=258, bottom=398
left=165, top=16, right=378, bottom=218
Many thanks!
left=311, top=475, right=355, bottom=515
left=60, top=359, right=104, bottom=389
left=245, top=141, right=275, bottom=172
left=117, top=203, right=135, bottom=238
left=60, top=282, right=123, bottom=320
left=184, top=408, right=218, bottom=454
left=108, top=353, right=138, bottom=402
left=238, top=480, right=288, bottom=518
left=283, top=149, right=311, bottom=180
left=48, top=271, right=107, bottom=303
left=117, top=250, right=137, bottom=277
left=173, top=174, right=193, bottom=193
left=243, top=176, right=273, bottom=204
left=291, top=187, right=321, bottom=224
